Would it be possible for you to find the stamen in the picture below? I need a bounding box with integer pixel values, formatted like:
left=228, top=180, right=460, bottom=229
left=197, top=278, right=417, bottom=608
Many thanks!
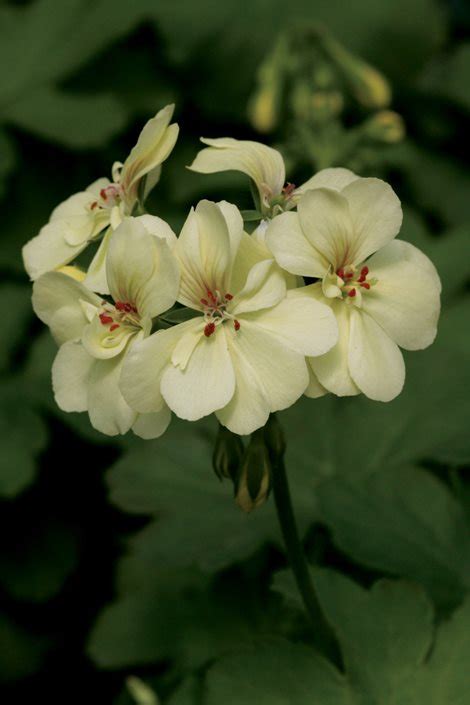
left=234, top=320, right=240, bottom=331
left=360, top=282, right=370, bottom=290
left=110, top=323, right=120, bottom=332
left=200, top=298, right=209, bottom=306
left=337, top=268, right=345, bottom=280
left=90, top=201, right=98, bottom=210
left=99, top=313, right=113, bottom=325
left=204, top=322, right=216, bottom=337
left=225, top=293, right=233, bottom=301
left=361, top=266, right=369, bottom=276
left=100, top=188, right=108, bottom=200
left=347, top=288, right=356, bottom=298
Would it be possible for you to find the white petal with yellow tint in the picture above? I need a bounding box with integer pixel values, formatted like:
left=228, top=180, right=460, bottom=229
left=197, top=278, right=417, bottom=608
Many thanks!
left=297, top=188, right=354, bottom=270
left=362, top=239, right=441, bottom=350
left=83, top=227, right=113, bottom=294
left=296, top=167, right=359, bottom=195
left=189, top=137, right=285, bottom=198
left=305, top=364, right=328, bottom=399
left=225, top=319, right=309, bottom=415
left=88, top=355, right=137, bottom=436
left=32, top=272, right=101, bottom=345
left=348, top=308, right=405, bottom=401
left=161, top=325, right=236, bottom=421
left=106, top=217, right=180, bottom=319
left=266, top=211, right=328, bottom=277
left=52, top=341, right=94, bottom=412
left=120, top=321, right=195, bottom=414
left=341, top=177, right=402, bottom=264
left=231, top=259, right=286, bottom=316
left=132, top=406, right=172, bottom=440
left=240, top=286, right=338, bottom=356
left=309, top=299, right=360, bottom=397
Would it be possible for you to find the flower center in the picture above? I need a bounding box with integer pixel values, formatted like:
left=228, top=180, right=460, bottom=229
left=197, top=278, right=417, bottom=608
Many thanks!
left=200, top=290, right=240, bottom=337
left=265, top=182, right=297, bottom=217
left=90, top=184, right=124, bottom=212
left=98, top=300, right=140, bottom=332
left=322, top=264, right=378, bottom=306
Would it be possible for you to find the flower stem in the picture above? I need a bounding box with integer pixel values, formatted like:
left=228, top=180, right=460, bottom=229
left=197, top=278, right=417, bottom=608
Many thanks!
left=269, top=442, right=339, bottom=662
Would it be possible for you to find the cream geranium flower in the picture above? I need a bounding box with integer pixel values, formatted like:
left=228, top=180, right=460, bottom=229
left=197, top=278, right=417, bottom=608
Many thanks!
left=188, top=137, right=350, bottom=221
left=120, top=200, right=338, bottom=435
left=32, top=216, right=179, bottom=438
left=23, top=105, right=179, bottom=291
left=266, top=171, right=441, bottom=402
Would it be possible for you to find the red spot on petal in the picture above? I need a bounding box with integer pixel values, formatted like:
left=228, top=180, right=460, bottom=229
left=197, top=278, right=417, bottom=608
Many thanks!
left=110, top=323, right=120, bottom=332
left=225, top=293, right=233, bottom=301
left=347, top=288, right=356, bottom=298
left=234, top=320, right=240, bottom=331
left=99, top=314, right=113, bottom=325
left=204, top=322, right=216, bottom=337
left=90, top=201, right=98, bottom=210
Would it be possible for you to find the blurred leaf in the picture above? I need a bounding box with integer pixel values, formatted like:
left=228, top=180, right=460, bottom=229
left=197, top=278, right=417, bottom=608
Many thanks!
left=0, top=379, right=47, bottom=498
left=0, top=520, right=79, bottom=603
left=420, top=43, right=470, bottom=111
left=0, top=283, right=32, bottom=374
left=210, top=572, right=470, bottom=704
left=0, top=128, right=15, bottom=199
left=0, top=612, right=49, bottom=683
left=88, top=569, right=284, bottom=671
left=316, top=466, right=470, bottom=606
left=4, top=88, right=127, bottom=148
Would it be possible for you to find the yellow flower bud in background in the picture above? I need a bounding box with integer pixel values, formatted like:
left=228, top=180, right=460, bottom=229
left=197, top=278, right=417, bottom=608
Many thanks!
left=249, top=86, right=279, bottom=134
left=363, top=110, right=406, bottom=144
left=235, top=432, right=271, bottom=513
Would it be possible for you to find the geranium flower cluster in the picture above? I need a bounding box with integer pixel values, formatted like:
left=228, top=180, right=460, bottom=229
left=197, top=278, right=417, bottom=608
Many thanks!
left=24, top=104, right=441, bottom=439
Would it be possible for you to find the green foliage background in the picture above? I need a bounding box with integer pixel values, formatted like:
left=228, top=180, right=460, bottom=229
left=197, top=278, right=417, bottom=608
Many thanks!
left=0, top=0, right=469, bottom=702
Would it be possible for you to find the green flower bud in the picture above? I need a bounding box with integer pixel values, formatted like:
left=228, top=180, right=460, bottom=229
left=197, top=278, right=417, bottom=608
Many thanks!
left=235, top=431, right=271, bottom=513
left=362, top=110, right=406, bottom=143
left=264, top=414, right=286, bottom=462
left=212, top=424, right=244, bottom=482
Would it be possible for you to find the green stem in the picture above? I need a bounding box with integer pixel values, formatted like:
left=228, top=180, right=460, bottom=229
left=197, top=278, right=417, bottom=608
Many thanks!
left=270, top=454, right=338, bottom=662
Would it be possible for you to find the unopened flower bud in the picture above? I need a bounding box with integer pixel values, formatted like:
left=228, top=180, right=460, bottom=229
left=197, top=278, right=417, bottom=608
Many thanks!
left=264, top=414, right=286, bottom=463
left=235, top=432, right=271, bottom=513
left=363, top=110, right=405, bottom=144
left=126, top=676, right=159, bottom=705
left=212, top=424, right=244, bottom=482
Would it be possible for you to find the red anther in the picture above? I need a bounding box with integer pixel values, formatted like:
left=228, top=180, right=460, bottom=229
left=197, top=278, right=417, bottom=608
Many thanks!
left=347, top=288, right=357, bottom=298
left=131, top=305, right=138, bottom=313
left=115, top=301, right=126, bottom=311
left=124, top=303, right=132, bottom=312
left=358, top=273, right=366, bottom=283
left=200, top=298, right=209, bottom=306
left=207, top=290, right=216, bottom=303
left=225, top=293, right=233, bottom=300
left=100, top=188, right=107, bottom=200
left=99, top=313, right=113, bottom=325
left=337, top=268, right=345, bottom=279
left=361, top=282, right=371, bottom=290
left=345, top=272, right=353, bottom=279
left=361, top=266, right=369, bottom=276
left=234, top=320, right=240, bottom=331
left=282, top=182, right=296, bottom=196
left=110, top=323, right=120, bottom=332
left=204, top=322, right=216, bottom=337
left=90, top=201, right=98, bottom=210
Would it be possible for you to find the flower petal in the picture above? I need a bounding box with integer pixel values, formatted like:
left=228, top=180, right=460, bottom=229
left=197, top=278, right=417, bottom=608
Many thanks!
left=189, top=137, right=286, bottom=198
left=266, top=211, right=329, bottom=277
left=32, top=272, right=101, bottom=345
left=362, top=239, right=441, bottom=350
left=348, top=308, right=405, bottom=401
left=297, top=188, right=354, bottom=270
left=120, top=321, right=195, bottom=414
left=296, top=167, right=359, bottom=195
left=341, top=177, right=403, bottom=264
left=309, top=298, right=360, bottom=396
left=161, top=325, right=236, bottom=421
left=120, top=104, right=179, bottom=198
left=231, top=259, right=286, bottom=315
left=106, top=217, right=180, bottom=319
left=225, top=319, right=309, bottom=416
left=305, top=364, right=328, bottom=399
left=132, top=406, right=172, bottom=440
left=87, top=355, right=137, bottom=436
left=81, top=315, right=137, bottom=360
left=241, top=286, right=338, bottom=356
left=176, top=200, right=232, bottom=308
left=83, top=227, right=113, bottom=294
left=52, top=341, right=94, bottom=412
